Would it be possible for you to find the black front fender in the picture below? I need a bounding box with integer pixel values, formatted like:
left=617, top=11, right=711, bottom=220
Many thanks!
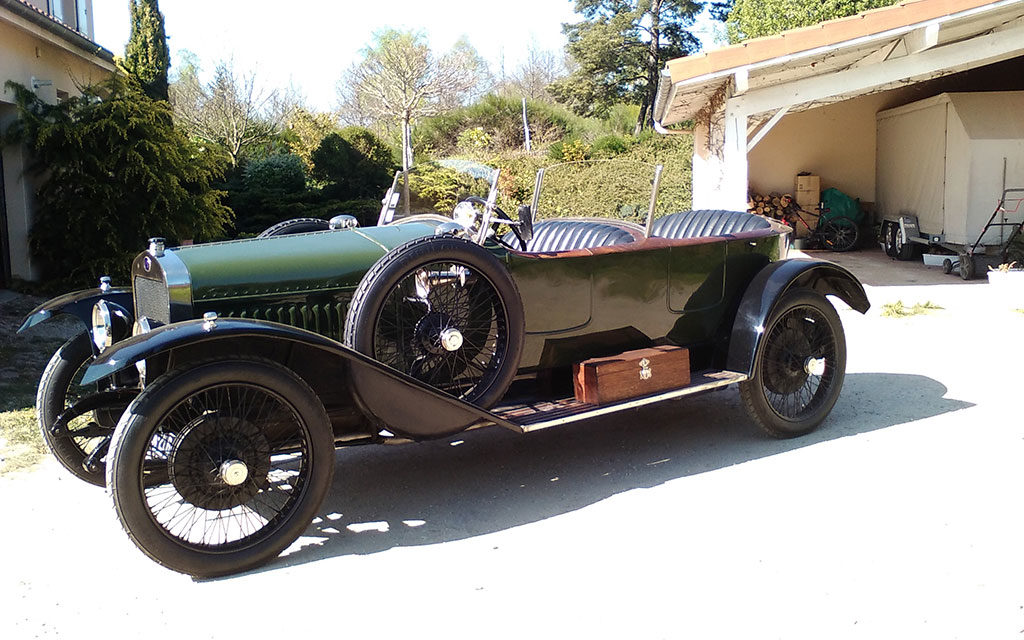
left=82, top=317, right=517, bottom=439
left=726, top=258, right=870, bottom=376
left=19, top=287, right=133, bottom=339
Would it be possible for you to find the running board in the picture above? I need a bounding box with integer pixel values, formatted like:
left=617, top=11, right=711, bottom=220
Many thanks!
left=490, top=370, right=747, bottom=433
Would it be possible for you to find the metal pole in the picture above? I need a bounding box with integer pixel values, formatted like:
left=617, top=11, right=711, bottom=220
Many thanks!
left=645, top=165, right=664, bottom=237
left=531, top=168, right=545, bottom=218
left=522, top=98, right=532, bottom=153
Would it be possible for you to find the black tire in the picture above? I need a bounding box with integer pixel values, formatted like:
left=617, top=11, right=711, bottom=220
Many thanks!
left=344, top=236, right=524, bottom=409
left=257, top=218, right=329, bottom=238
left=942, top=258, right=954, bottom=275
left=893, top=224, right=918, bottom=261
left=959, top=254, right=975, bottom=280
left=37, top=332, right=110, bottom=485
left=739, top=289, right=847, bottom=438
left=820, top=219, right=859, bottom=252
left=106, top=359, right=334, bottom=577
left=883, top=222, right=899, bottom=258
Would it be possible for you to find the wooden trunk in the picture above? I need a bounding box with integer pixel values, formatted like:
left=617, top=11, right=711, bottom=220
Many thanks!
left=573, top=346, right=691, bottom=405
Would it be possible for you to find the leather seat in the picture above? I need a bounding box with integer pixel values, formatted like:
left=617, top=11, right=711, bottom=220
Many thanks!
left=650, top=210, right=771, bottom=239
left=506, top=219, right=635, bottom=252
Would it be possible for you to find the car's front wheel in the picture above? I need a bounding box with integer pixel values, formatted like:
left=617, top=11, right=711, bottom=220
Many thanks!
left=739, top=290, right=846, bottom=438
left=37, top=332, right=112, bottom=485
left=106, top=359, right=334, bottom=577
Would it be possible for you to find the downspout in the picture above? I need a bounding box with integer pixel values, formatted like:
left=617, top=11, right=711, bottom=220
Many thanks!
left=652, top=69, right=692, bottom=136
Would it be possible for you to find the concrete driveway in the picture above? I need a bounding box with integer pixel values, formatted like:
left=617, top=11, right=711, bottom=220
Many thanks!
left=2, top=248, right=1022, bottom=639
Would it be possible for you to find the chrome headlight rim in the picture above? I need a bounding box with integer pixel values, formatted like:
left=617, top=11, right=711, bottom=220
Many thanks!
left=91, top=301, right=112, bottom=352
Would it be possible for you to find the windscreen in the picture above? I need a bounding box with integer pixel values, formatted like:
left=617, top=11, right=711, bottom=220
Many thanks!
left=379, top=160, right=498, bottom=224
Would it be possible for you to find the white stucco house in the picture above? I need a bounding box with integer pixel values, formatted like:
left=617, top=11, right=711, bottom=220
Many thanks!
left=1, top=0, right=114, bottom=284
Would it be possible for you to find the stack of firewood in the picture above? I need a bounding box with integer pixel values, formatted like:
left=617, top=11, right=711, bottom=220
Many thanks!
left=747, top=191, right=811, bottom=221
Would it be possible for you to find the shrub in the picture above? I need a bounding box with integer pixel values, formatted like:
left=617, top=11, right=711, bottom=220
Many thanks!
left=604, top=103, right=641, bottom=135
left=416, top=94, right=597, bottom=156
left=549, top=138, right=591, bottom=162
left=2, top=76, right=230, bottom=286
left=493, top=133, right=693, bottom=221
left=591, top=134, right=630, bottom=157
left=457, top=126, right=491, bottom=150
left=311, top=127, right=395, bottom=199
left=244, top=153, right=306, bottom=192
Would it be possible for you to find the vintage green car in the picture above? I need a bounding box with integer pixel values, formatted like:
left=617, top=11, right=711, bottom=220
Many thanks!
left=20, top=161, right=869, bottom=577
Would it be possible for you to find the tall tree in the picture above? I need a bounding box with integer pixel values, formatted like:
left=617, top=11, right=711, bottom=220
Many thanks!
left=122, top=0, right=171, bottom=101
left=723, top=0, right=902, bottom=41
left=550, top=0, right=702, bottom=131
left=338, top=30, right=488, bottom=172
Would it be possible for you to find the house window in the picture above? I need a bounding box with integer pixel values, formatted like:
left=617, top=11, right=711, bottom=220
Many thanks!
left=77, top=0, right=88, bottom=34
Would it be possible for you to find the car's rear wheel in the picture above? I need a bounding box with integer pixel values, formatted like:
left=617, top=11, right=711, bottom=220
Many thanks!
left=344, top=236, right=524, bottom=412
left=257, top=218, right=330, bottom=238
left=37, top=332, right=113, bottom=486
left=106, top=359, right=334, bottom=577
left=739, top=290, right=846, bottom=438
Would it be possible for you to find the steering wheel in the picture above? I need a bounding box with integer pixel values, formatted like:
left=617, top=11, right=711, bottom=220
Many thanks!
left=454, top=196, right=529, bottom=250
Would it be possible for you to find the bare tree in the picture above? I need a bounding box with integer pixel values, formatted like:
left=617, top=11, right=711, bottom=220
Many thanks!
left=498, top=42, right=568, bottom=100
left=338, top=30, right=488, bottom=172
left=169, top=57, right=279, bottom=166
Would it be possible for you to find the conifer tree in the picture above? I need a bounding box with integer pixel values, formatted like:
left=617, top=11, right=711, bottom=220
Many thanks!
left=2, top=77, right=231, bottom=285
left=123, top=0, right=171, bottom=101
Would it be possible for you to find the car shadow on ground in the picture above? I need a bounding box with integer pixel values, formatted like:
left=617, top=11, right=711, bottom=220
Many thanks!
left=236, top=372, right=971, bottom=577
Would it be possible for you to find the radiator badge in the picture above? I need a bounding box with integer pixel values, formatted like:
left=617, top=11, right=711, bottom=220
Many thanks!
left=639, top=358, right=652, bottom=381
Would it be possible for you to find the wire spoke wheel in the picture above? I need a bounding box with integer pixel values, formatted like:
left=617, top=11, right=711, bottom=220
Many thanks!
left=140, top=383, right=309, bottom=549
left=740, top=290, right=846, bottom=438
left=372, top=260, right=508, bottom=402
left=108, top=360, right=333, bottom=577
left=760, top=307, right=837, bottom=419
left=345, top=237, right=524, bottom=437
left=37, top=333, right=121, bottom=485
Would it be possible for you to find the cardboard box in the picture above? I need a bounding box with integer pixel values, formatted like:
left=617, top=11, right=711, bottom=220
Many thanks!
left=795, top=174, right=820, bottom=207
left=795, top=174, right=820, bottom=192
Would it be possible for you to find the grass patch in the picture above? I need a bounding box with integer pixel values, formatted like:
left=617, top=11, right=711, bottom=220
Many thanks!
left=0, top=294, right=76, bottom=475
left=880, top=300, right=944, bottom=318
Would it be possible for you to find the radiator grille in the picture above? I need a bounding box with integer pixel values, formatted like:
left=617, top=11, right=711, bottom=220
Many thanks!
left=224, top=301, right=349, bottom=341
left=134, top=276, right=171, bottom=325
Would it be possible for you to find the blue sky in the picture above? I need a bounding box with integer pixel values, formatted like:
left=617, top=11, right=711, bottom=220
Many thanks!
left=91, top=1, right=722, bottom=112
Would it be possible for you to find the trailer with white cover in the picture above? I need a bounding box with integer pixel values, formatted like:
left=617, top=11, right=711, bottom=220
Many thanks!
left=876, top=91, right=1024, bottom=276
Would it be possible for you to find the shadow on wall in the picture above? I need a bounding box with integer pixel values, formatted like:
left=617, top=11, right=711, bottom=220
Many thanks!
left=229, top=372, right=970, bottom=578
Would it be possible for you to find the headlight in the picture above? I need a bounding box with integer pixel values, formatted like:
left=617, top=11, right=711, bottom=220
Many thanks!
left=453, top=201, right=478, bottom=229
left=91, top=301, right=112, bottom=352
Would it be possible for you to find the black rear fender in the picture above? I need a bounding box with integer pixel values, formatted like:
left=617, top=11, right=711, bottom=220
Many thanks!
left=82, top=318, right=516, bottom=440
left=726, top=259, right=869, bottom=375
left=19, top=287, right=133, bottom=346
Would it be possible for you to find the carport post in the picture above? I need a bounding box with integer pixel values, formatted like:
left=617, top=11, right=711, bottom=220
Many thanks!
left=721, top=99, right=750, bottom=212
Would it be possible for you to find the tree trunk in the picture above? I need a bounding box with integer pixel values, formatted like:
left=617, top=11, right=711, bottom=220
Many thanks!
left=638, top=0, right=663, bottom=133
left=401, top=113, right=412, bottom=173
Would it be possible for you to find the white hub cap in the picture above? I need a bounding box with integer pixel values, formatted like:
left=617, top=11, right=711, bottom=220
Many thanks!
left=440, top=328, right=464, bottom=352
left=220, top=460, right=249, bottom=486
left=804, top=357, right=826, bottom=376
